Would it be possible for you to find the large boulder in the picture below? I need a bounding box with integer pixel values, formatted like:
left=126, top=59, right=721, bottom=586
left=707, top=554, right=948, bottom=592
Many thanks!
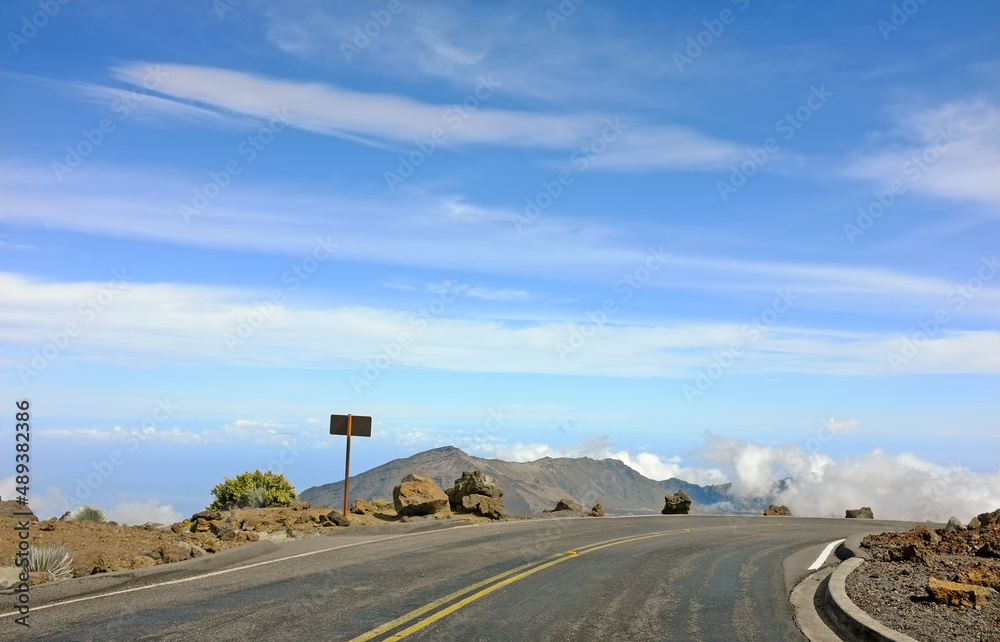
left=448, top=471, right=503, bottom=508
left=349, top=499, right=373, bottom=515
left=393, top=474, right=450, bottom=517
left=589, top=504, right=604, bottom=517
left=662, top=491, right=692, bottom=515
left=845, top=507, right=874, bottom=519
left=461, top=494, right=504, bottom=520
left=945, top=516, right=966, bottom=531
left=546, top=499, right=584, bottom=513
left=976, top=508, right=1000, bottom=528
left=763, top=504, right=791, bottom=517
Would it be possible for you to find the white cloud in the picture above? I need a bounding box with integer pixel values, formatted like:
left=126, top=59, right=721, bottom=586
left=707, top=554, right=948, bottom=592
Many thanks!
left=468, top=438, right=728, bottom=486
left=2, top=272, right=998, bottom=377
left=108, top=499, right=183, bottom=526
left=701, top=435, right=1000, bottom=522
left=98, top=62, right=742, bottom=170
left=844, top=100, right=1000, bottom=207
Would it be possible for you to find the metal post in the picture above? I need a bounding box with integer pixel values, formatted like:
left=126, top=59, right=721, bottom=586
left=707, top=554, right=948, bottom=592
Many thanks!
left=343, top=414, right=352, bottom=518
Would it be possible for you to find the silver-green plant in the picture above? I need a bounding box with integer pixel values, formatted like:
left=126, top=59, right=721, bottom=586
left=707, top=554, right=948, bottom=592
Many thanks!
left=28, top=544, right=73, bottom=581
left=71, top=504, right=108, bottom=523
left=245, top=481, right=269, bottom=508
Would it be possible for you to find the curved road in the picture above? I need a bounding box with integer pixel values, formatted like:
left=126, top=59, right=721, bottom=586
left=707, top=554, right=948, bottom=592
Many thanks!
left=4, top=515, right=917, bottom=641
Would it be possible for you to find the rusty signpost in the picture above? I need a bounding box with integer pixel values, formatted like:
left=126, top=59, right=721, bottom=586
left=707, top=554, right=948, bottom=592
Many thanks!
left=330, top=414, right=372, bottom=519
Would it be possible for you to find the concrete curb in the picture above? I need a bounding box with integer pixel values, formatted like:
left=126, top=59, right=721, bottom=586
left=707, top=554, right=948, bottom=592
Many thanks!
left=820, top=557, right=918, bottom=642
left=835, top=533, right=869, bottom=562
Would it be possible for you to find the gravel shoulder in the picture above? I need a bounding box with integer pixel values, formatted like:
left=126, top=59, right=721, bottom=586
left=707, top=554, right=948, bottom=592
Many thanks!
left=846, top=518, right=1000, bottom=642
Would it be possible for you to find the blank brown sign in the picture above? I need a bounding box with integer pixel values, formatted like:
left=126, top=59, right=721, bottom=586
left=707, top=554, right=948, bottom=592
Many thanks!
left=329, top=414, right=372, bottom=437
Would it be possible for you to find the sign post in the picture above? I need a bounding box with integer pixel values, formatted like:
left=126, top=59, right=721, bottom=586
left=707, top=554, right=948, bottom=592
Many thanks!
left=330, top=414, right=372, bottom=520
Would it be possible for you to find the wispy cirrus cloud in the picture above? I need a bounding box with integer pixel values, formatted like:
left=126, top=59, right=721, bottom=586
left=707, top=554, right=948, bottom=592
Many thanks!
left=2, top=272, right=998, bottom=377
left=844, top=100, right=1000, bottom=207
left=97, top=62, right=743, bottom=170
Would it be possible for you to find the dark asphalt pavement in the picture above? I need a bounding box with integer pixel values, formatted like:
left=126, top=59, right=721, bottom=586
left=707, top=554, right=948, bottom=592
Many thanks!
left=2, top=514, right=919, bottom=641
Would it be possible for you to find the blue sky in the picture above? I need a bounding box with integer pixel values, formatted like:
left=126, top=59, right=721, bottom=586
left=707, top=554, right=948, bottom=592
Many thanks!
left=1, top=1, right=998, bottom=523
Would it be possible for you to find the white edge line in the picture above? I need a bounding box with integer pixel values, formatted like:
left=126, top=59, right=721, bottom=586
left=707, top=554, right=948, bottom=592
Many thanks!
left=0, top=524, right=475, bottom=618
left=807, top=538, right=846, bottom=570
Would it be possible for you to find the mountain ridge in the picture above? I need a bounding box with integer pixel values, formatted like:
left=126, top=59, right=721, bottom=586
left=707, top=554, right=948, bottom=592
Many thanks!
left=299, top=446, right=779, bottom=515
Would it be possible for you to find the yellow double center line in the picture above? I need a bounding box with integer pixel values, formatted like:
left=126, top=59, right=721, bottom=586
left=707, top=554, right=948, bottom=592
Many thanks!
left=349, top=527, right=697, bottom=641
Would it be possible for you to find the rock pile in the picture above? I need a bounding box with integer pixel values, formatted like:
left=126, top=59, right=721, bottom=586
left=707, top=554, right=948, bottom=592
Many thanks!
left=447, top=470, right=504, bottom=520
left=662, top=491, right=691, bottom=515
left=763, top=504, right=791, bottom=517
left=859, top=512, right=1000, bottom=610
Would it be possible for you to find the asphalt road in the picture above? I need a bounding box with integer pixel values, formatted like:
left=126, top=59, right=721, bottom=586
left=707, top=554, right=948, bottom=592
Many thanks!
left=3, top=514, right=919, bottom=641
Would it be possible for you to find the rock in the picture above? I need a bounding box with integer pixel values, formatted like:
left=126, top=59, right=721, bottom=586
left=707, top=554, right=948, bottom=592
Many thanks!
left=191, top=518, right=212, bottom=532
left=888, top=544, right=932, bottom=565
left=460, top=493, right=504, bottom=520
left=589, top=504, right=604, bottom=517
left=975, top=543, right=1000, bottom=559
left=159, top=544, right=190, bottom=564
left=58, top=511, right=73, bottom=521
left=192, top=510, right=223, bottom=521
left=350, top=499, right=374, bottom=515
left=763, top=504, right=791, bottom=517
left=955, top=563, right=1000, bottom=590
left=130, top=555, right=156, bottom=569
left=170, top=522, right=186, bottom=534
left=38, top=521, right=56, bottom=531
left=292, top=500, right=311, bottom=510
left=0, top=500, right=38, bottom=521
left=845, top=507, right=874, bottom=519
left=907, top=524, right=941, bottom=546
left=210, top=520, right=236, bottom=541
left=968, top=516, right=982, bottom=529
left=662, top=491, right=692, bottom=515
left=325, top=511, right=350, bottom=527
left=546, top=499, right=584, bottom=513
left=977, top=508, right=1000, bottom=527
left=0, top=567, right=23, bottom=589
left=946, top=516, right=966, bottom=531
left=926, top=576, right=996, bottom=608
left=393, top=473, right=450, bottom=517
left=448, top=470, right=504, bottom=510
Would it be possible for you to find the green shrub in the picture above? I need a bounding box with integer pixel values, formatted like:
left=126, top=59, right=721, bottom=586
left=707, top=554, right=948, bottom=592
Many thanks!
left=28, top=544, right=73, bottom=581
left=371, top=497, right=391, bottom=510
left=71, top=505, right=107, bottom=523
left=208, top=469, right=296, bottom=510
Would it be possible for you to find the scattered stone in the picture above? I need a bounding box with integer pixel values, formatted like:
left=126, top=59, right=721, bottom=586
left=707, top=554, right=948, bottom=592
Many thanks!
left=946, top=516, right=966, bottom=531
left=392, top=473, right=450, bottom=517
left=926, top=576, right=996, bottom=608
left=350, top=499, right=374, bottom=515
left=589, top=504, right=605, bottom=517
left=662, top=491, right=692, bottom=515
left=38, top=521, right=56, bottom=531
left=888, top=544, right=932, bottom=565
left=460, top=493, right=504, bottom=520
left=846, top=507, right=874, bottom=519
left=955, top=563, right=1000, bottom=590
left=975, top=543, right=1000, bottom=559
left=325, top=511, right=350, bottom=527
left=130, top=555, right=156, bottom=569
left=546, top=499, right=584, bottom=513
left=763, top=504, right=791, bottom=517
